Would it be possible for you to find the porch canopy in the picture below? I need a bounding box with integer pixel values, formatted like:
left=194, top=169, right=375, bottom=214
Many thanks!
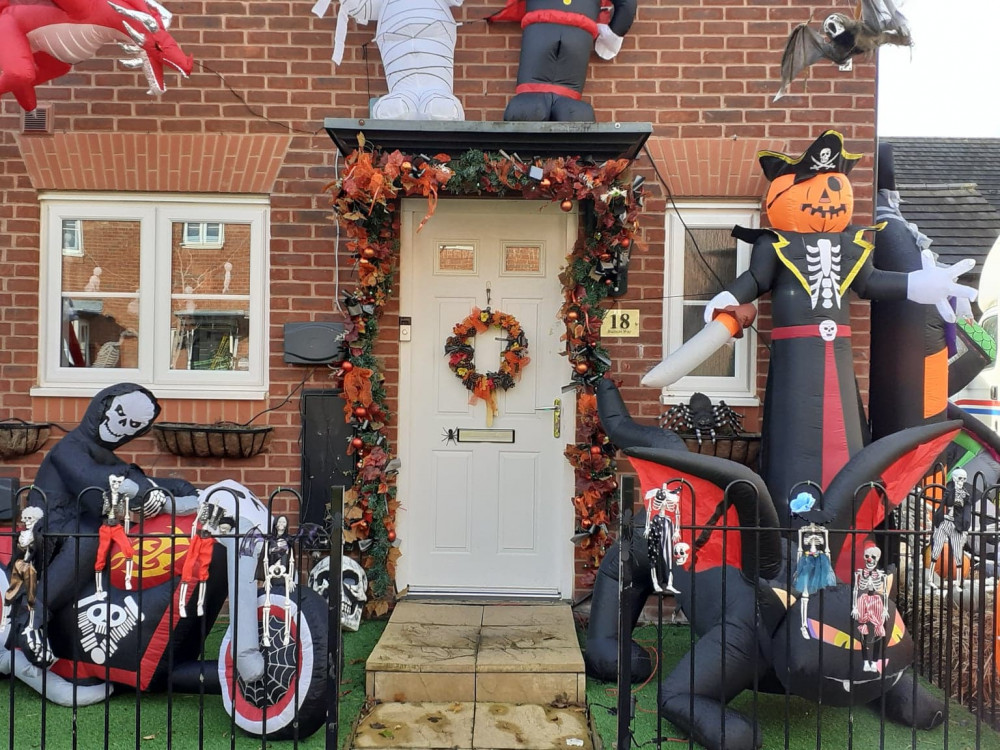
left=324, top=119, right=652, bottom=163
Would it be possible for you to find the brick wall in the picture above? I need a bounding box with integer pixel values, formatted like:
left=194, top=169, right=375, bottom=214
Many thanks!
left=0, top=2, right=880, bottom=594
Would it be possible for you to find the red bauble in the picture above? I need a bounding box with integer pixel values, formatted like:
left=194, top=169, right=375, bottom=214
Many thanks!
left=560, top=199, right=574, bottom=212
left=341, top=361, right=354, bottom=372
left=362, top=247, right=376, bottom=259
left=354, top=406, right=368, bottom=419
left=387, top=530, right=396, bottom=542
left=620, top=237, right=631, bottom=249
left=566, top=310, right=579, bottom=321
left=575, top=362, right=589, bottom=374
left=589, top=445, right=603, bottom=456
left=351, top=437, right=364, bottom=449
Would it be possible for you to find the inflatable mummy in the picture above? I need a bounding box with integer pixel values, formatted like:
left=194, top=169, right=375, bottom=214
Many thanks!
left=315, top=0, right=465, bottom=120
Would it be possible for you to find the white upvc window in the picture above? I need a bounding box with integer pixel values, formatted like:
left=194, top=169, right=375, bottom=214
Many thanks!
left=36, top=193, right=270, bottom=399
left=661, top=202, right=759, bottom=405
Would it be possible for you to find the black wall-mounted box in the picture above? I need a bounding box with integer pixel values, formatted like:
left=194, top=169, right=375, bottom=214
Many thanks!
left=283, top=322, right=346, bottom=365
left=0, top=476, right=19, bottom=522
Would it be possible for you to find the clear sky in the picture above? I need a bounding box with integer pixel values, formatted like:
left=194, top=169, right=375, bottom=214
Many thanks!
left=877, top=0, right=1000, bottom=137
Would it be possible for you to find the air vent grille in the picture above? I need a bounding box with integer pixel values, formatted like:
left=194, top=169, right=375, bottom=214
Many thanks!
left=22, top=106, right=52, bottom=134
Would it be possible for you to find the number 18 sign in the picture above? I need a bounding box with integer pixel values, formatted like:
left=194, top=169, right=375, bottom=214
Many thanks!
left=600, top=309, right=640, bottom=337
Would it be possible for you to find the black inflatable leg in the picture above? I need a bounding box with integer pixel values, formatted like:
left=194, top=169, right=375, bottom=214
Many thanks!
left=583, top=535, right=654, bottom=682
left=878, top=669, right=945, bottom=730
left=658, top=622, right=762, bottom=750
left=550, top=97, right=595, bottom=123
left=35, top=534, right=100, bottom=617
left=170, top=660, right=222, bottom=693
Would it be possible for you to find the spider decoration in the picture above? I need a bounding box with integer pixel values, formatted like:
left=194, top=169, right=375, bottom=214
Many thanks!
left=442, top=427, right=459, bottom=445
left=659, top=392, right=744, bottom=445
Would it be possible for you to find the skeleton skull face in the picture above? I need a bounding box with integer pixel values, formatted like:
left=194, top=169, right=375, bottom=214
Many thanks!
left=108, top=474, right=124, bottom=494
left=823, top=14, right=846, bottom=39
left=308, top=556, right=331, bottom=597
left=863, top=546, right=881, bottom=570
left=274, top=515, right=288, bottom=536
left=952, top=468, right=967, bottom=488
left=20, top=506, right=43, bottom=531
left=341, top=555, right=368, bottom=631
left=98, top=391, right=157, bottom=445
left=819, top=319, right=838, bottom=342
left=674, top=542, right=690, bottom=566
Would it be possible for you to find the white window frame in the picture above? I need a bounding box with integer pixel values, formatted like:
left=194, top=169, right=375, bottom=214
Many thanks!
left=182, top=221, right=225, bottom=249
left=661, top=202, right=760, bottom=406
left=35, top=193, right=270, bottom=400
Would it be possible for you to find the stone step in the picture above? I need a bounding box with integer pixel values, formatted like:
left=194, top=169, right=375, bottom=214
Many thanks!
left=351, top=701, right=593, bottom=750
left=365, top=602, right=585, bottom=705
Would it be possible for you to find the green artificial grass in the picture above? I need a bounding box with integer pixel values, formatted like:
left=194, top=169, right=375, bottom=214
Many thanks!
left=586, top=624, right=1000, bottom=750
left=0, top=618, right=387, bottom=750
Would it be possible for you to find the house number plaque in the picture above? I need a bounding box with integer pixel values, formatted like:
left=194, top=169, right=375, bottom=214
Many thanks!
left=601, top=309, right=640, bottom=337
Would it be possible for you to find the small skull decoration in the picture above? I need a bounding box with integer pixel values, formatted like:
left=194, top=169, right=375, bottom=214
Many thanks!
left=660, top=392, right=744, bottom=445
left=341, top=556, right=368, bottom=632
left=818, top=319, right=838, bottom=342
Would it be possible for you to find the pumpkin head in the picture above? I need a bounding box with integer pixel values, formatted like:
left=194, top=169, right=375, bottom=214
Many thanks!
left=765, top=171, right=854, bottom=233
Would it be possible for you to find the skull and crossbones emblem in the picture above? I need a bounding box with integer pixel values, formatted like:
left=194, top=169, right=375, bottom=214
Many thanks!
left=810, top=147, right=838, bottom=171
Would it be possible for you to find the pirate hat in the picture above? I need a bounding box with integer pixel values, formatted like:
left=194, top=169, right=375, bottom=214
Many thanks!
left=757, top=130, right=862, bottom=183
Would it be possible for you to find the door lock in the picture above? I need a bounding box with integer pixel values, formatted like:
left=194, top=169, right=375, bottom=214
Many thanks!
left=535, top=398, right=561, bottom=438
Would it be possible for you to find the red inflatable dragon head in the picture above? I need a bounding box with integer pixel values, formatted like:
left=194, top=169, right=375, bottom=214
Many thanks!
left=0, top=0, right=194, bottom=111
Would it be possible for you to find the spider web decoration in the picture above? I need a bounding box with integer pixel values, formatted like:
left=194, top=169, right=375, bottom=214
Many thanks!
left=237, top=614, right=298, bottom=708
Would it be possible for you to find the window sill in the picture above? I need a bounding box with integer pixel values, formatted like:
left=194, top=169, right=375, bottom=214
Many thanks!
left=30, top=384, right=268, bottom=401
left=658, top=392, right=760, bottom=408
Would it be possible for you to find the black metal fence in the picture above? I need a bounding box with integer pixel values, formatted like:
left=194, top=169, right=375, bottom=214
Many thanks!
left=614, top=468, right=1000, bottom=750
left=0, top=482, right=345, bottom=749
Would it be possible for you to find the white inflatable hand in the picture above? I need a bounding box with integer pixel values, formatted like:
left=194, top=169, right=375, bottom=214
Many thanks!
left=907, top=250, right=977, bottom=324
left=595, top=24, right=624, bottom=60
left=703, top=290, right=739, bottom=324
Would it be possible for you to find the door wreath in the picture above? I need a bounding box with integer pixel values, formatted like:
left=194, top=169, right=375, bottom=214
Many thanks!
left=445, top=307, right=530, bottom=426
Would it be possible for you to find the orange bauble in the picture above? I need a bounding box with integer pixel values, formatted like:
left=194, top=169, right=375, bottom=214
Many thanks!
left=765, top=172, right=854, bottom=233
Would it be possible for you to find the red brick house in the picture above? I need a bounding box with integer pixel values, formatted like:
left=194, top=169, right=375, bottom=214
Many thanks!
left=0, top=2, right=880, bottom=609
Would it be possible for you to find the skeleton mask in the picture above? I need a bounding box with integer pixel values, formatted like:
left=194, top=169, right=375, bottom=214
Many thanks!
left=341, top=555, right=368, bottom=632
left=863, top=546, right=881, bottom=570
left=20, top=506, right=44, bottom=531
left=98, top=391, right=157, bottom=445
left=823, top=15, right=846, bottom=39
left=674, top=542, right=690, bottom=566
left=308, top=556, right=331, bottom=597
left=819, top=319, right=838, bottom=342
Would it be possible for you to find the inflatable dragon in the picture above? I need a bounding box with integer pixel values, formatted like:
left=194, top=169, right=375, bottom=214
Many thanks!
left=586, top=379, right=950, bottom=750
left=0, top=0, right=192, bottom=111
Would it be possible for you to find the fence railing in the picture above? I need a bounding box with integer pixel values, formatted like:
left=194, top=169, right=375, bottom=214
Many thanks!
left=0, top=481, right=344, bottom=749
left=614, top=469, right=1000, bottom=750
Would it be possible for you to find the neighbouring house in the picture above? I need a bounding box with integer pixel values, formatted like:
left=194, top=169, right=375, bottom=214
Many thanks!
left=0, top=3, right=884, bottom=612
left=881, top=137, right=1000, bottom=301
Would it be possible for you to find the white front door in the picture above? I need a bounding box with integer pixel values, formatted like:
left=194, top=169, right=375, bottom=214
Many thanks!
left=398, top=199, right=575, bottom=598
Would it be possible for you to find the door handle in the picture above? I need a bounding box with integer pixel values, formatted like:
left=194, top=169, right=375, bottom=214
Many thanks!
left=535, top=398, right=561, bottom=438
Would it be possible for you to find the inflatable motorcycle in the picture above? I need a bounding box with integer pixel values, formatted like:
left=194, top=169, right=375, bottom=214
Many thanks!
left=0, top=383, right=328, bottom=739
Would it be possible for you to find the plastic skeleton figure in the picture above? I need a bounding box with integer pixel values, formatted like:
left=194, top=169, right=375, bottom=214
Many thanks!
left=2, top=506, right=45, bottom=633
left=259, top=516, right=295, bottom=647
left=852, top=545, right=890, bottom=673
left=643, top=485, right=682, bottom=594
left=793, top=523, right=837, bottom=639
left=95, top=474, right=136, bottom=596
left=179, top=500, right=231, bottom=618
left=928, top=467, right=974, bottom=590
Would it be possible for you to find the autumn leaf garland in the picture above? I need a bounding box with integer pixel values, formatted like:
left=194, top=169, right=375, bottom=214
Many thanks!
left=326, top=139, right=643, bottom=613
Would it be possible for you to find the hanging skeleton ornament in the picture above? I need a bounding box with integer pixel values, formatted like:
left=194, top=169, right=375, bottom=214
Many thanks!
left=659, top=392, right=744, bottom=446
left=852, top=545, right=890, bottom=673
left=2, top=506, right=44, bottom=633
left=179, top=499, right=231, bottom=618
left=95, top=474, right=136, bottom=596
left=643, top=485, right=682, bottom=594
left=927, top=467, right=974, bottom=589
left=258, top=516, right=295, bottom=647
left=793, top=522, right=838, bottom=639
left=341, top=555, right=367, bottom=631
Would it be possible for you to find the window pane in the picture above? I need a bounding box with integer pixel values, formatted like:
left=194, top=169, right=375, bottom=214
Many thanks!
left=172, top=221, right=251, bottom=296
left=60, top=219, right=140, bottom=368
left=683, top=228, right=737, bottom=300
left=683, top=305, right=734, bottom=377
left=205, top=223, right=223, bottom=244
left=170, top=299, right=250, bottom=371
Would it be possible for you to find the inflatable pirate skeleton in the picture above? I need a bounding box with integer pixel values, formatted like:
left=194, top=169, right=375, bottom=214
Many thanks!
left=490, top=0, right=637, bottom=122
left=316, top=0, right=466, bottom=120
